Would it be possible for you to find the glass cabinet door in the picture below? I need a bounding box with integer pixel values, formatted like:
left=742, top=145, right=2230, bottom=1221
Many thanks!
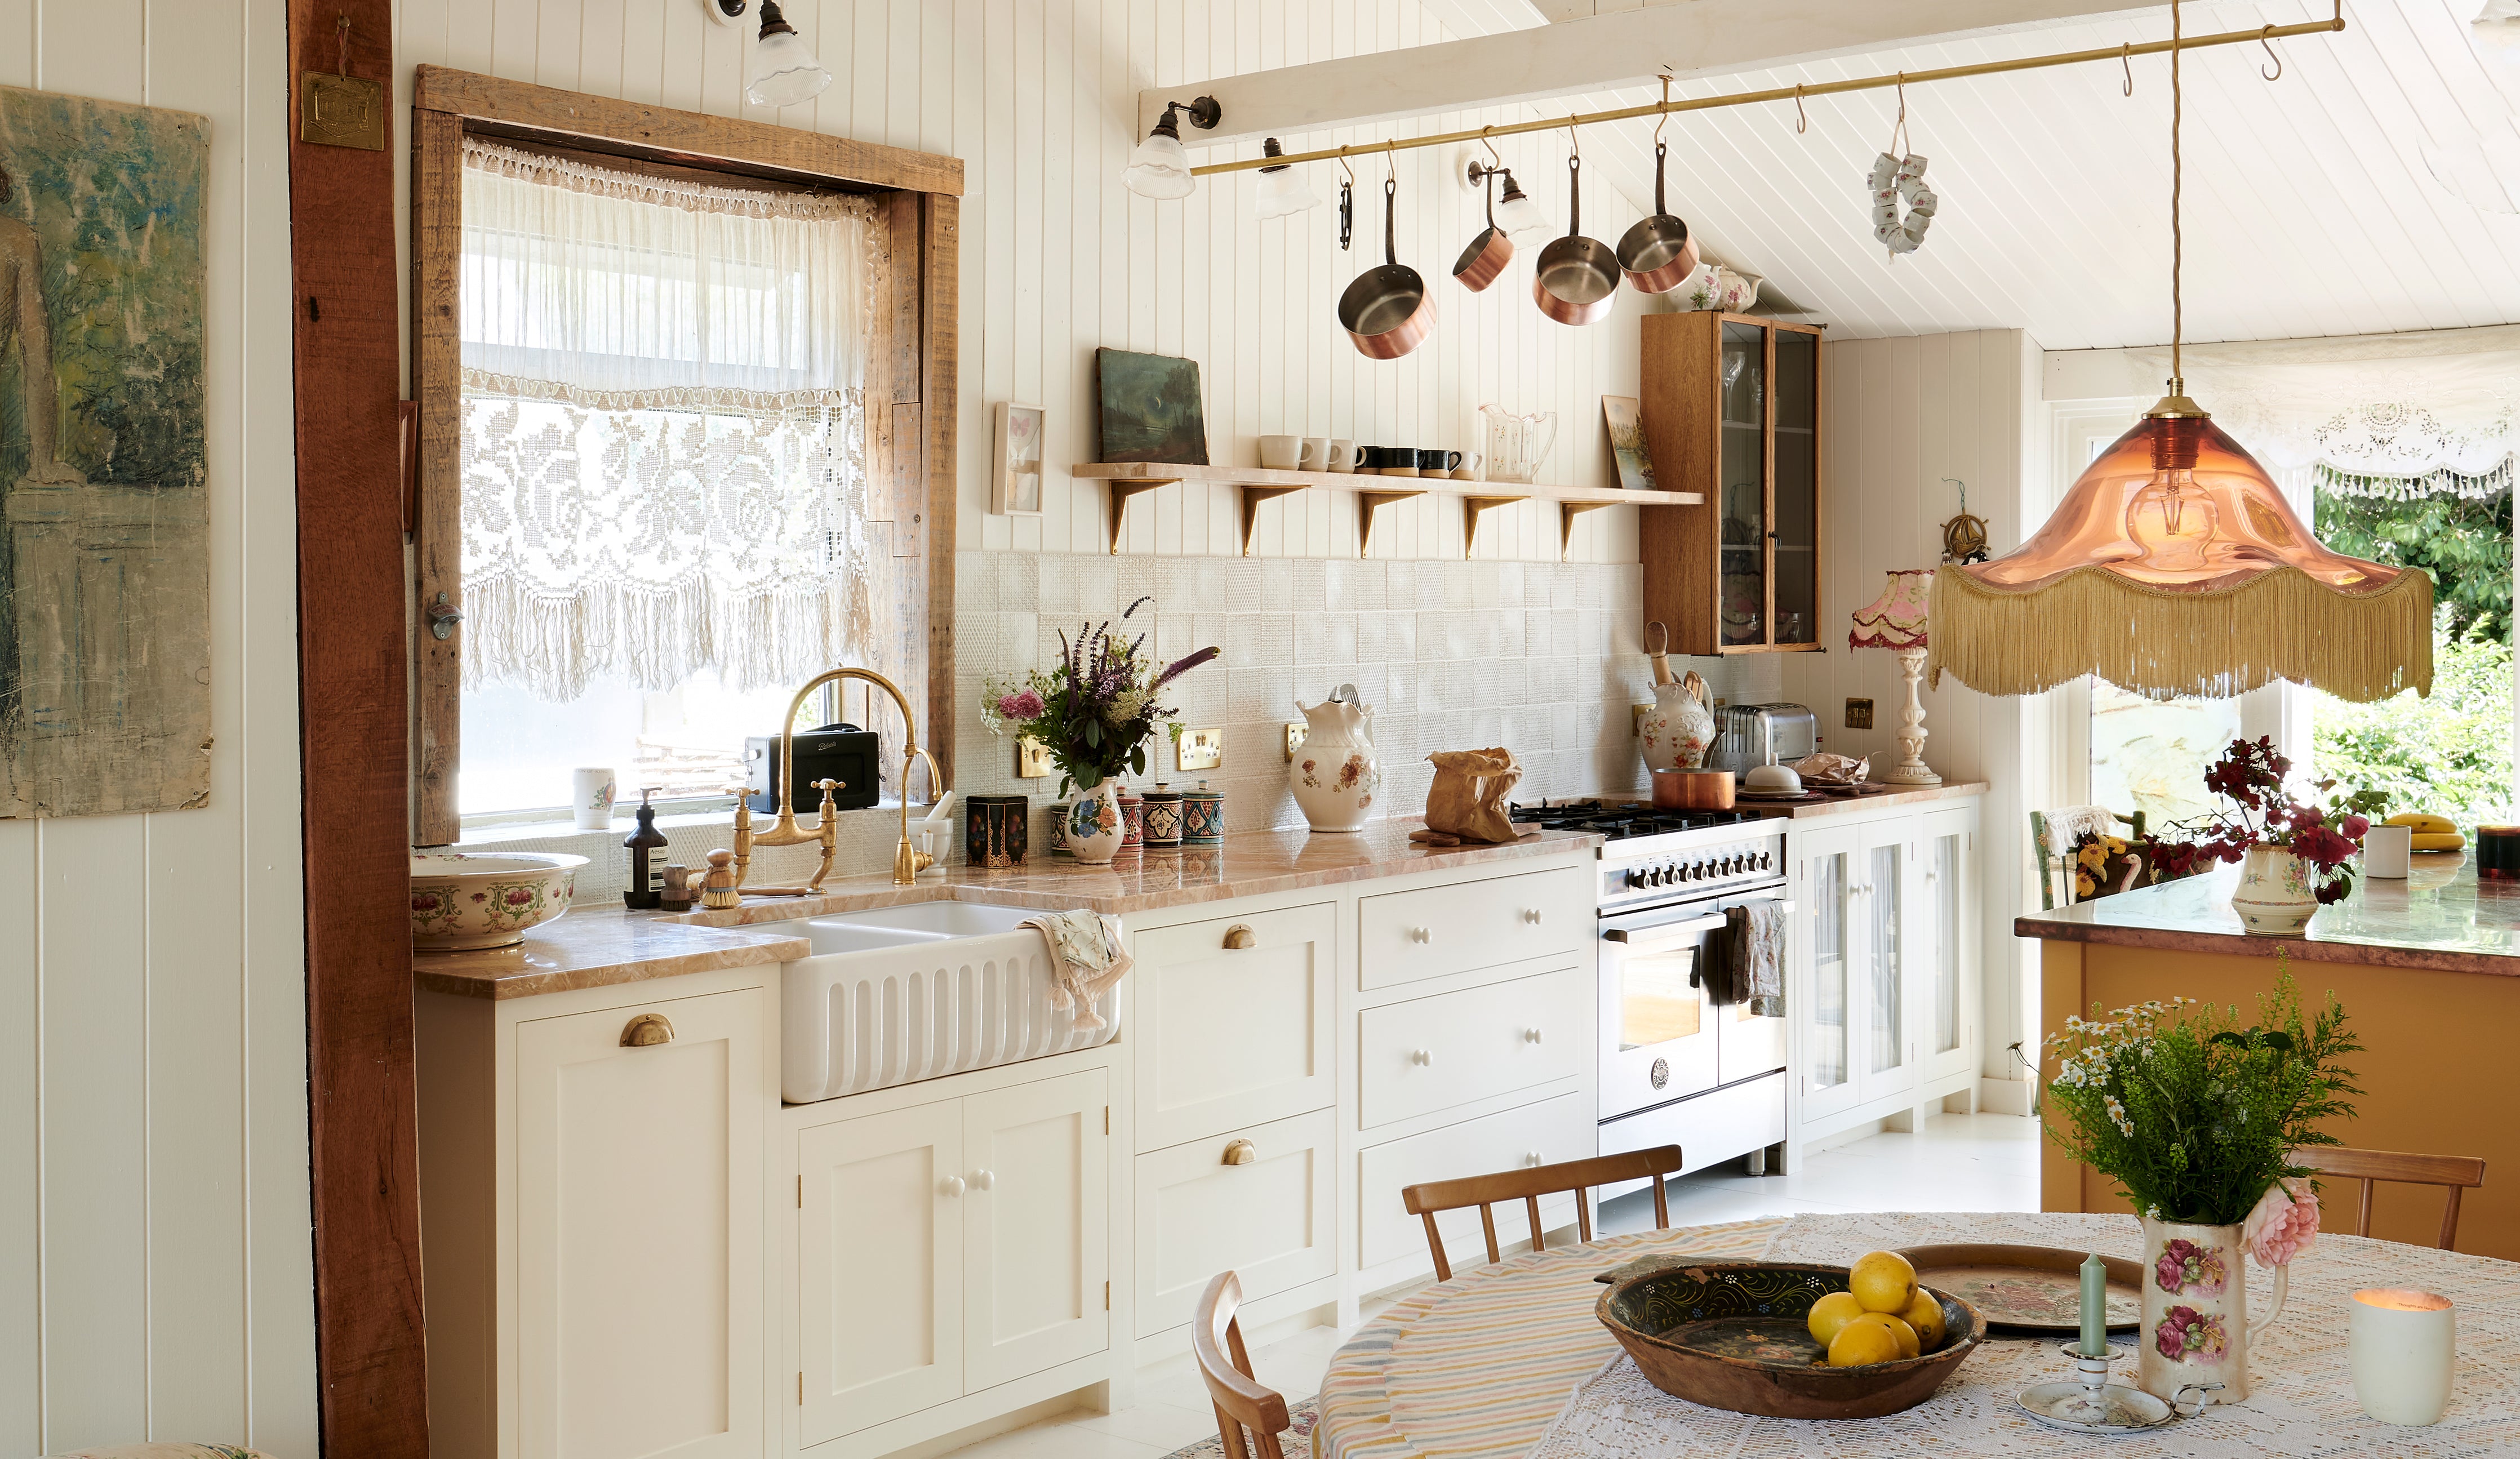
left=1931, top=831, right=1961, bottom=1058
left=1865, top=843, right=1904, bottom=1087
left=1809, top=847, right=1850, bottom=1099
left=1718, top=322, right=1767, bottom=647
left=1772, top=327, right=1819, bottom=646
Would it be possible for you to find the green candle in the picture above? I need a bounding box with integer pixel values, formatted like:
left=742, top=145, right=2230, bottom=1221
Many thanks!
left=2079, top=1252, right=2108, bottom=1358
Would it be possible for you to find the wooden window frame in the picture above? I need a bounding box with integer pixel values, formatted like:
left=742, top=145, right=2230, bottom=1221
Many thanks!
left=408, top=66, right=963, bottom=844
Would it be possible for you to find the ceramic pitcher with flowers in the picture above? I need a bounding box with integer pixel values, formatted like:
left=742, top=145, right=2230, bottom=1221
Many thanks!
left=1290, top=694, right=1379, bottom=833
left=1637, top=623, right=1715, bottom=773
left=2137, top=1178, right=2314, bottom=1403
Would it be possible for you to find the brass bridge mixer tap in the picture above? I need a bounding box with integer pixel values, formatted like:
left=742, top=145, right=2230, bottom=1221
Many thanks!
left=723, top=666, right=940, bottom=894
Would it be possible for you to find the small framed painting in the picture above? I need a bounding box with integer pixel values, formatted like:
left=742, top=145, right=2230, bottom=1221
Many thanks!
left=993, top=401, right=1045, bottom=516
left=1603, top=395, right=1655, bottom=491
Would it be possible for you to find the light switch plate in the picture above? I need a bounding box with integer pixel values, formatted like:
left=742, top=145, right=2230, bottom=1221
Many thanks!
left=1845, top=698, right=1875, bottom=730
left=1015, top=736, right=1054, bottom=779
left=1632, top=702, right=1652, bottom=736
left=1176, top=726, right=1223, bottom=771
left=1284, top=722, right=1308, bottom=761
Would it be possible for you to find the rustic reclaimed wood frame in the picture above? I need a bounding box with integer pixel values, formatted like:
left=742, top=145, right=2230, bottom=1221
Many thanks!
left=408, top=65, right=964, bottom=844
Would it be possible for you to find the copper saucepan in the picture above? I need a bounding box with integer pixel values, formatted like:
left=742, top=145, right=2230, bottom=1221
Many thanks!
left=1532, top=153, right=1619, bottom=326
left=1617, top=140, right=1701, bottom=295
left=1452, top=165, right=1514, bottom=292
left=1340, top=176, right=1435, bottom=359
left=1651, top=768, right=1736, bottom=811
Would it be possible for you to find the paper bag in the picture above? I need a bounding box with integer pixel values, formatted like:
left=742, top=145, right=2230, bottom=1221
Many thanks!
left=1424, top=748, right=1526, bottom=844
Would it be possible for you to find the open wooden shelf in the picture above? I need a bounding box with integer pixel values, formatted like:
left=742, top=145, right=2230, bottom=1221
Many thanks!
left=1070, top=461, right=1703, bottom=561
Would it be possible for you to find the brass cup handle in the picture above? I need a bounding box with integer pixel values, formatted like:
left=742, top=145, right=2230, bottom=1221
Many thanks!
left=1223, top=924, right=1257, bottom=950
left=620, top=1013, right=675, bottom=1047
left=1223, top=1138, right=1258, bottom=1166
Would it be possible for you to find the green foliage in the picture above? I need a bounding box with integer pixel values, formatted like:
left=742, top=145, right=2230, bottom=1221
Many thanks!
left=2313, top=610, right=2513, bottom=828
left=2043, top=962, right=2361, bottom=1226
left=2314, top=482, right=2510, bottom=643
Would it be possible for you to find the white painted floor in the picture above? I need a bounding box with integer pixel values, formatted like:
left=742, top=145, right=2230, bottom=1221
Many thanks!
left=937, top=1113, right=2041, bottom=1459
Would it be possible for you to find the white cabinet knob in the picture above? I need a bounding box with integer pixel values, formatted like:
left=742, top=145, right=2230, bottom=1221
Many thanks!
left=1525, top=1151, right=1544, bottom=1167
left=941, top=1176, right=966, bottom=1198
left=1524, top=1027, right=1544, bottom=1045
left=1522, top=908, right=1543, bottom=925
left=972, top=1169, right=995, bottom=1191
left=1409, top=926, right=1432, bottom=944
left=1410, top=1048, right=1433, bottom=1067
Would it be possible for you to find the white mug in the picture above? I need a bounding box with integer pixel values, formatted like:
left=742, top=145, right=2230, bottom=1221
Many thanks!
left=2362, top=823, right=2412, bottom=879
left=1327, top=439, right=1359, bottom=473
left=572, top=767, right=617, bottom=830
left=1259, top=434, right=1302, bottom=470
left=1452, top=451, right=1483, bottom=481
left=1299, top=436, right=1331, bottom=471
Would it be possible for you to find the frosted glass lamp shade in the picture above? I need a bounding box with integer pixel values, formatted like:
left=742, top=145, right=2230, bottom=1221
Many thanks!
left=1124, top=131, right=1195, bottom=199
left=746, top=1, right=831, bottom=107
left=1494, top=174, right=1549, bottom=246
left=1256, top=165, right=1321, bottom=217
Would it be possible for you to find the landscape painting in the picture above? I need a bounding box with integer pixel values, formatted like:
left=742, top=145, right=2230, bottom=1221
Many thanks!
left=1603, top=395, right=1655, bottom=491
left=1094, top=348, right=1210, bottom=465
left=0, top=86, right=212, bottom=817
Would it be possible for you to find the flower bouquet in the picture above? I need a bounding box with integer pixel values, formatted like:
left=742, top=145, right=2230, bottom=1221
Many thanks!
left=2144, top=737, right=2386, bottom=905
left=980, top=597, right=1217, bottom=864
left=2045, top=964, right=2359, bottom=1400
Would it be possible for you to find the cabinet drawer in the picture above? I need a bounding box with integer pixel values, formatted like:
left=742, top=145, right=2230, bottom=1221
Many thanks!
left=1133, top=902, right=1336, bottom=1151
left=1357, top=1091, right=1597, bottom=1271
left=1133, top=1108, right=1336, bottom=1338
left=1359, top=867, right=1590, bottom=989
left=1358, top=966, right=1590, bottom=1129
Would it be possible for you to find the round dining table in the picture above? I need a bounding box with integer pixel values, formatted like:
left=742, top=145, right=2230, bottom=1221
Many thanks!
left=1312, top=1209, right=2520, bottom=1459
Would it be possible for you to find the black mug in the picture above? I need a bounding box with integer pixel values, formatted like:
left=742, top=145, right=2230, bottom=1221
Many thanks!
left=1419, top=448, right=1463, bottom=474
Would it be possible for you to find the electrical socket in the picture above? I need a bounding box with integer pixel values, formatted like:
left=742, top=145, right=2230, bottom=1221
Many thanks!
left=1845, top=698, right=1875, bottom=730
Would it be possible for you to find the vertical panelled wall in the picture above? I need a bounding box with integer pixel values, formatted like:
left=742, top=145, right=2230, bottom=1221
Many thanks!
left=0, top=1, right=321, bottom=1454
left=1781, top=329, right=2043, bottom=1082
left=390, top=1, right=1723, bottom=840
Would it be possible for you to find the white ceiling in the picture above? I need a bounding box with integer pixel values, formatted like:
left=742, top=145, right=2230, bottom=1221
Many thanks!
left=1417, top=0, right=2520, bottom=348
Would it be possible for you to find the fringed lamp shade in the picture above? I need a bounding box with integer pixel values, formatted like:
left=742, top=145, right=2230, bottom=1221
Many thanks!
left=1927, top=412, right=2433, bottom=703
left=1849, top=569, right=1932, bottom=651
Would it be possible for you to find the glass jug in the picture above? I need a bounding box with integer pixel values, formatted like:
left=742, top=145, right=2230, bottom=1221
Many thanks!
left=1481, top=405, right=1558, bottom=484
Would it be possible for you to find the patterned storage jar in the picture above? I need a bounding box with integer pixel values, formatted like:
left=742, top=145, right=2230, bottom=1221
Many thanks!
left=1047, top=798, right=1072, bottom=857
left=1118, top=792, right=1145, bottom=848
left=1182, top=780, right=1225, bottom=845
left=963, top=794, right=1029, bottom=868
left=1141, top=786, right=1185, bottom=848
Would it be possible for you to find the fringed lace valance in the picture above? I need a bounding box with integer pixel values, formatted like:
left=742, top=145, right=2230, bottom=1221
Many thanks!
left=458, top=136, right=880, bottom=700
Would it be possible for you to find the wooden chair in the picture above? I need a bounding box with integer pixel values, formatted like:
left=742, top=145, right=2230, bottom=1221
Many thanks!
left=2293, top=1146, right=2487, bottom=1251
left=1193, top=1271, right=1294, bottom=1459
left=2031, top=805, right=2148, bottom=910
left=1399, top=1146, right=1684, bottom=1281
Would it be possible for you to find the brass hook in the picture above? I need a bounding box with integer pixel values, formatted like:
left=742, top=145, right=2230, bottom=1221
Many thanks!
left=1337, top=146, right=1354, bottom=186
left=1887, top=73, right=1910, bottom=157
left=1655, top=70, right=1672, bottom=145
left=1567, top=118, right=1581, bottom=164
left=2259, top=24, right=2282, bottom=81
left=1384, top=136, right=1397, bottom=183
left=1479, top=124, right=1500, bottom=167
left=2121, top=42, right=2135, bottom=96
left=1793, top=82, right=1808, bottom=136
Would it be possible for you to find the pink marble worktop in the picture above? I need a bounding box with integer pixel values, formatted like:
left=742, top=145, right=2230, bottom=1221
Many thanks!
left=414, top=820, right=1600, bottom=999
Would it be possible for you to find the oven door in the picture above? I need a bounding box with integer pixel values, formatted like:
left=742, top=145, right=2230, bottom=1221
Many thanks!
left=1598, top=908, right=1726, bottom=1120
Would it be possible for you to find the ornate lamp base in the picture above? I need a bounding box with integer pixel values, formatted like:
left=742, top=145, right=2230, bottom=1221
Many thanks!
left=1885, top=646, right=1941, bottom=786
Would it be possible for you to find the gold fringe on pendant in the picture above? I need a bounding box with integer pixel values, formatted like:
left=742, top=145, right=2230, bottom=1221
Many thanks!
left=1925, top=564, right=2434, bottom=703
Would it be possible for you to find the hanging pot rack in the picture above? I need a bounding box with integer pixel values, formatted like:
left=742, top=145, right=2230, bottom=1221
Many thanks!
left=1181, top=3, right=2340, bottom=177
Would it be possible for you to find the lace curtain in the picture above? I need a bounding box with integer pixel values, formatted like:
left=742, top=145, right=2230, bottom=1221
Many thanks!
left=458, top=137, right=881, bottom=699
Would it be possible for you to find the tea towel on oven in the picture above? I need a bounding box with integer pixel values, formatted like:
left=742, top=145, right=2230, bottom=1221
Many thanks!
left=1021, top=909, right=1133, bottom=1030
left=1728, top=902, right=1786, bottom=1017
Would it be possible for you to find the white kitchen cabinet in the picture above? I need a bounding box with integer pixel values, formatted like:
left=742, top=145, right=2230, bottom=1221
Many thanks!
left=798, top=1069, right=1110, bottom=1447
left=1355, top=1091, right=1595, bottom=1271
left=1357, top=867, right=1592, bottom=990
left=1854, top=818, right=1915, bottom=1108
left=1798, top=824, right=1860, bottom=1124
left=1920, top=805, right=1981, bottom=1087
left=1132, top=902, right=1335, bottom=1151
left=1357, top=965, right=1588, bottom=1130
left=1134, top=1107, right=1337, bottom=1338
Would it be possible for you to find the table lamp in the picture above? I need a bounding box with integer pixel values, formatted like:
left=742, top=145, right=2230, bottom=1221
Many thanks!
left=1850, top=568, right=1940, bottom=786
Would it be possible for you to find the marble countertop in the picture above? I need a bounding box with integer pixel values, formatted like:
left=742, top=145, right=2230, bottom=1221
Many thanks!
left=2016, top=855, right=2520, bottom=976
left=1739, top=779, right=1989, bottom=819
left=414, top=820, right=1600, bottom=999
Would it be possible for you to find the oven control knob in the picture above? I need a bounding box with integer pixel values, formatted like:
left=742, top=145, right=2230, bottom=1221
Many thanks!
left=1724, top=856, right=1743, bottom=874
left=1652, top=864, right=1674, bottom=886
left=1757, top=851, right=1772, bottom=870
left=1625, top=868, right=1648, bottom=889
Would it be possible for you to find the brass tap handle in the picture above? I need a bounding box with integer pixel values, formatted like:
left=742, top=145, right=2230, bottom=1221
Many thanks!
left=1223, top=924, right=1256, bottom=950
left=619, top=1013, right=675, bottom=1047
left=1223, top=1138, right=1258, bottom=1166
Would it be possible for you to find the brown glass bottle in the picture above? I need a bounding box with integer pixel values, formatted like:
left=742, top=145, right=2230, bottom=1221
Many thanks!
left=623, top=788, right=669, bottom=909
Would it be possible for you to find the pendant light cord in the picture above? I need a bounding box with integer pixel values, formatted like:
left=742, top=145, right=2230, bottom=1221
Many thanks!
left=2171, top=0, right=2183, bottom=385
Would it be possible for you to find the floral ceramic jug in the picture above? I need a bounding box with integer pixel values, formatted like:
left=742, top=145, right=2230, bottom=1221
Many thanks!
left=1064, top=779, right=1126, bottom=865
left=2139, top=1215, right=2287, bottom=1403
left=2230, top=844, right=2319, bottom=936
left=1290, top=692, right=1379, bottom=833
left=1637, top=622, right=1715, bottom=773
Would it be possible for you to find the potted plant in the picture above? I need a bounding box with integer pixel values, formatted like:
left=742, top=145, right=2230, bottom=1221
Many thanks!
left=2045, top=967, right=2359, bottom=1403
left=2144, top=737, right=2385, bottom=935
left=980, top=597, right=1217, bottom=865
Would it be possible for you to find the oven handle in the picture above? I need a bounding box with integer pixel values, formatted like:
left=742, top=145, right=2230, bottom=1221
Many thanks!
left=1602, top=901, right=1796, bottom=954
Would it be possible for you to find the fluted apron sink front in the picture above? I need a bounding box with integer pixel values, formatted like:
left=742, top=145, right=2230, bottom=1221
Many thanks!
left=774, top=900, right=1122, bottom=1104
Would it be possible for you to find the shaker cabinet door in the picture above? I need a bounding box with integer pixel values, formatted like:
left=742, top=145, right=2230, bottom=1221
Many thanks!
left=964, top=1069, right=1111, bottom=1391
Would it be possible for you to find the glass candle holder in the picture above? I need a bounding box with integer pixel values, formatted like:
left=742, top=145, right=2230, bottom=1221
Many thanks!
left=2475, top=825, right=2520, bottom=880
left=2350, top=1288, right=2455, bottom=1426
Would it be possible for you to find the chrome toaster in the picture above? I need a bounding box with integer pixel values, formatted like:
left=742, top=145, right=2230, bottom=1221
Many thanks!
left=1708, top=703, right=1819, bottom=774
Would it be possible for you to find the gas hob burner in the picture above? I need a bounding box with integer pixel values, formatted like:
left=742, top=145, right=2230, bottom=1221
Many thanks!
left=1508, top=798, right=1762, bottom=841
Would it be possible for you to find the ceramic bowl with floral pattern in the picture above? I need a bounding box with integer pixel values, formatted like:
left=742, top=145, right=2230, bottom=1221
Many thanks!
left=410, top=851, right=588, bottom=951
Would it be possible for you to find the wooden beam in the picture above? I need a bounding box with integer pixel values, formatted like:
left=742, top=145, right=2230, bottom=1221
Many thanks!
left=288, top=1, right=430, bottom=1454
left=411, top=107, right=461, bottom=847
left=921, top=193, right=960, bottom=788
left=1143, top=0, right=2154, bottom=148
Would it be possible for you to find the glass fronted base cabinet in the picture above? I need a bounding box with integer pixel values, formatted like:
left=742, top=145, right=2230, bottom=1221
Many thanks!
left=1637, top=313, right=1824, bottom=656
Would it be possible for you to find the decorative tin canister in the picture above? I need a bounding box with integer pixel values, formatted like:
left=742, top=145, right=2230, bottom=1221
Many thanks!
left=963, top=794, right=1029, bottom=868
left=1118, top=792, right=1146, bottom=849
left=1182, top=781, right=1226, bottom=846
left=1141, top=786, right=1185, bottom=848
left=1047, top=798, right=1072, bottom=857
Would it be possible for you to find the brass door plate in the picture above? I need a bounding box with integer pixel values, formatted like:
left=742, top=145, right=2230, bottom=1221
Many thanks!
left=1632, top=703, right=1652, bottom=736
left=1176, top=726, right=1223, bottom=771
left=1015, top=736, right=1054, bottom=779
left=1845, top=698, right=1875, bottom=730
left=299, top=72, right=387, bottom=150
left=1284, top=722, right=1308, bottom=761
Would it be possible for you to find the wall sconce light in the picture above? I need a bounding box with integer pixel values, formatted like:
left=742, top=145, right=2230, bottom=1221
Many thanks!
left=746, top=0, right=833, bottom=108
left=1468, top=159, right=1549, bottom=247
left=705, top=0, right=752, bottom=28
left=1122, top=96, right=1221, bottom=199
left=1254, top=137, right=1322, bottom=218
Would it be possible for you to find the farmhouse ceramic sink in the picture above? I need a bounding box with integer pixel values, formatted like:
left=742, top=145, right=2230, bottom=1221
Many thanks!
left=774, top=900, right=1119, bottom=1104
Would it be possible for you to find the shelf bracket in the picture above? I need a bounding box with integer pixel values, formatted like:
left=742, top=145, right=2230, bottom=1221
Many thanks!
left=1462, top=495, right=1528, bottom=561
left=1237, top=484, right=1308, bottom=557
left=1105, top=478, right=1174, bottom=555
left=1357, top=490, right=1425, bottom=559
left=1559, top=500, right=1616, bottom=563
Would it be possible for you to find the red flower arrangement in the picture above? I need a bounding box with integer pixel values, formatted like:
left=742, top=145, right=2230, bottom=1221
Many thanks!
left=2144, top=737, right=2385, bottom=904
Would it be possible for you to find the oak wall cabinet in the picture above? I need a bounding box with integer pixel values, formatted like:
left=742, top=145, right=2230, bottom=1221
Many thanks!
left=1638, top=313, right=1825, bottom=656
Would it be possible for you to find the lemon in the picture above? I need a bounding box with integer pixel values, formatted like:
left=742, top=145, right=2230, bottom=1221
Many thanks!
left=1806, top=1291, right=1866, bottom=1347
left=1899, top=1289, right=1947, bottom=1349
left=1881, top=1313, right=1921, bottom=1358
left=1848, top=1251, right=1917, bottom=1314
left=1825, top=1314, right=1903, bottom=1368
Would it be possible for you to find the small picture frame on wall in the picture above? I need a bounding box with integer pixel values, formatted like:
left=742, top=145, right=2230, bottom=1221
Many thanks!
left=993, top=401, right=1045, bottom=516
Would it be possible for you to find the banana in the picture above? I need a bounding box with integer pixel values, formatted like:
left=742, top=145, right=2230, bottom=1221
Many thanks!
left=2411, top=832, right=2466, bottom=852
left=2388, top=812, right=2457, bottom=835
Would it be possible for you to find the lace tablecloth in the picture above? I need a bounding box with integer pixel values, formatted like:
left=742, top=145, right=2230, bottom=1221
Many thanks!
left=1311, top=1211, right=2520, bottom=1459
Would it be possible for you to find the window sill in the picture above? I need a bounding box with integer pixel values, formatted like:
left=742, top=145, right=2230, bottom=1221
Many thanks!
left=457, top=798, right=926, bottom=849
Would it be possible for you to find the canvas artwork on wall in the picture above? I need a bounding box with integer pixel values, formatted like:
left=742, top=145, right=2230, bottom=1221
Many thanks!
left=0, top=86, right=212, bottom=817
left=1094, top=348, right=1210, bottom=465
left=1603, top=395, right=1655, bottom=491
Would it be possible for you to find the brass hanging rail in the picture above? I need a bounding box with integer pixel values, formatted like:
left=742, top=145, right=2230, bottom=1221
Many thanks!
left=1185, top=6, right=2343, bottom=177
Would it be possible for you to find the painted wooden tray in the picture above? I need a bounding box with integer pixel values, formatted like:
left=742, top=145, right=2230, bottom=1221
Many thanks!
left=1894, top=1244, right=2142, bottom=1333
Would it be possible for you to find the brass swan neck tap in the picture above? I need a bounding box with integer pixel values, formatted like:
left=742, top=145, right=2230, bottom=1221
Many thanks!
left=725, top=666, right=939, bottom=893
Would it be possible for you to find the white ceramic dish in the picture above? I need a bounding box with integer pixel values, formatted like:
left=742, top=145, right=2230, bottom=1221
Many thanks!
left=410, top=851, right=588, bottom=951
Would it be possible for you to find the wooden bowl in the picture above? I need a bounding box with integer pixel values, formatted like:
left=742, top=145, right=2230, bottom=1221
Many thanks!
left=1595, top=1261, right=1986, bottom=1420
